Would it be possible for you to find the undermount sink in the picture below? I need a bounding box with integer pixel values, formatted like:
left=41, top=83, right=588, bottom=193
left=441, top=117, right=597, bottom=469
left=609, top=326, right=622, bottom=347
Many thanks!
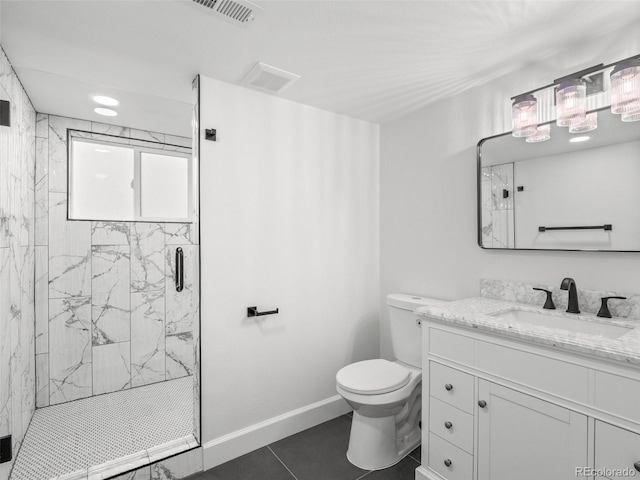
left=490, top=308, right=633, bottom=339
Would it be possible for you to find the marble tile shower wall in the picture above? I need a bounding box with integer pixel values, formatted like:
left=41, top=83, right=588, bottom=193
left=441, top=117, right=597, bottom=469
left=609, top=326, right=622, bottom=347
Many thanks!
left=480, top=164, right=514, bottom=248
left=34, top=114, right=198, bottom=407
left=0, top=47, right=37, bottom=480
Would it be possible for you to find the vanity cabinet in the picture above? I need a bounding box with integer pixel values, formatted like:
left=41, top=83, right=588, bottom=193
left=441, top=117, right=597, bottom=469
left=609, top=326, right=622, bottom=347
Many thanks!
left=476, top=381, right=587, bottom=480
left=418, top=322, right=640, bottom=480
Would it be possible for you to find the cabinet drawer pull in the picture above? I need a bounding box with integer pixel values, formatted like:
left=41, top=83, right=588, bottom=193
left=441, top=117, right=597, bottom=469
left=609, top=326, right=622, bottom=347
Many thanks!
left=444, top=383, right=453, bottom=391
left=444, top=459, right=452, bottom=467
left=444, top=421, right=453, bottom=429
left=634, top=461, right=640, bottom=472
left=478, top=400, right=487, bottom=408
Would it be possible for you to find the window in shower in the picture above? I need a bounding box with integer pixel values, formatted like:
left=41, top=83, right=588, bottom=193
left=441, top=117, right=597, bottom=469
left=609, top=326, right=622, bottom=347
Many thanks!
left=68, top=135, right=192, bottom=222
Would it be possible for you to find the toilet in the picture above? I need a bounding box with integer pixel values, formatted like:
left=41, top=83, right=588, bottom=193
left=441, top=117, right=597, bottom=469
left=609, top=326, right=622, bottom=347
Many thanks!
left=336, top=293, right=446, bottom=470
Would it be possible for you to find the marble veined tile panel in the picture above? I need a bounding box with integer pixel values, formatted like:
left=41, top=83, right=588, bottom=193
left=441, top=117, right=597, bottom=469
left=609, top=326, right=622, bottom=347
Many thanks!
left=130, top=129, right=164, bottom=144
left=91, top=122, right=130, bottom=138
left=131, top=291, right=165, bottom=387
left=20, top=133, right=36, bottom=247
left=34, top=136, right=48, bottom=246
left=35, top=353, right=49, bottom=408
left=36, top=113, right=48, bottom=139
left=164, top=224, right=193, bottom=245
left=0, top=130, right=10, bottom=249
left=112, top=467, right=151, bottom=480
left=49, top=193, right=91, bottom=298
left=0, top=249, right=11, bottom=437
left=150, top=447, right=202, bottom=480
left=164, top=134, right=192, bottom=149
left=92, top=245, right=130, bottom=345
left=91, top=222, right=130, bottom=246
left=35, top=246, right=48, bottom=354
left=48, top=115, right=91, bottom=194
left=165, top=332, right=193, bottom=380
left=131, top=223, right=165, bottom=293
left=92, top=342, right=131, bottom=395
left=49, top=296, right=92, bottom=404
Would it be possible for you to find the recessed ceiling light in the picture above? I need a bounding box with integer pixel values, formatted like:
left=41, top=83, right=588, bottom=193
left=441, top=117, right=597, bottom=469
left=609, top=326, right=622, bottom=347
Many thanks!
left=94, top=107, right=117, bottom=117
left=569, top=136, right=590, bottom=143
left=93, top=95, right=119, bottom=106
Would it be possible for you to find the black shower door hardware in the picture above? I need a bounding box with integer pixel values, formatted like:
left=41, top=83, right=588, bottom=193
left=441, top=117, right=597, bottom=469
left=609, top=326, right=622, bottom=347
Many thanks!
left=175, top=247, right=184, bottom=292
left=247, top=306, right=279, bottom=317
left=538, top=224, right=612, bottom=233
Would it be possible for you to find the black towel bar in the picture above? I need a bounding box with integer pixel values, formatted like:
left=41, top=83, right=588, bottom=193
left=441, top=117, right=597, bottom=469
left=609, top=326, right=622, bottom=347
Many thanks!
left=247, top=306, right=279, bottom=317
left=538, top=224, right=612, bottom=232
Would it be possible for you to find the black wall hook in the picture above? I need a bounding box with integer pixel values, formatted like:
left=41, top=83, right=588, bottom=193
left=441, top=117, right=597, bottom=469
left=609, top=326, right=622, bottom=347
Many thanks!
left=247, top=306, right=279, bottom=317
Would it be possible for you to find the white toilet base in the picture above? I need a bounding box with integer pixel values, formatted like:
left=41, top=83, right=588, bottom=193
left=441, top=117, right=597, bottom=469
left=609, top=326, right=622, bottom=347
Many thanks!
left=346, top=410, right=421, bottom=471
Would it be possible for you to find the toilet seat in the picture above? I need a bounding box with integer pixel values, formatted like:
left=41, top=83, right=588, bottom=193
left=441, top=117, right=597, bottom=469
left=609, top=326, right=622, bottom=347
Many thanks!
left=336, top=359, right=410, bottom=395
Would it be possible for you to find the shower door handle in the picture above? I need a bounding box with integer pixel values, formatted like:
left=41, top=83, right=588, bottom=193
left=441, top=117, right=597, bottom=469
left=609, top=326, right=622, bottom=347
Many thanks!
left=175, top=247, right=184, bottom=292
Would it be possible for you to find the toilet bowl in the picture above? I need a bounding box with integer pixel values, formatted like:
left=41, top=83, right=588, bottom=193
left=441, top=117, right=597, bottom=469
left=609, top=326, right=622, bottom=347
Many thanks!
left=336, top=359, right=422, bottom=470
left=335, top=293, right=446, bottom=471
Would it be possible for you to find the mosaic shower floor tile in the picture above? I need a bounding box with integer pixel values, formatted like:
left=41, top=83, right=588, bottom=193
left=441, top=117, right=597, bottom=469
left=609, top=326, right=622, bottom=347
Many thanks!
left=10, top=376, right=194, bottom=480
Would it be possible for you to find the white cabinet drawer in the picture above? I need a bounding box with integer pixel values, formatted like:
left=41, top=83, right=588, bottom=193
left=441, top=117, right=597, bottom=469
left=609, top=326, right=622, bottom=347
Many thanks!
left=430, top=362, right=474, bottom=414
left=595, top=421, right=640, bottom=476
left=477, top=341, right=589, bottom=403
left=428, top=432, right=473, bottom=480
left=595, top=372, right=640, bottom=423
left=429, top=327, right=475, bottom=366
left=429, top=397, right=473, bottom=454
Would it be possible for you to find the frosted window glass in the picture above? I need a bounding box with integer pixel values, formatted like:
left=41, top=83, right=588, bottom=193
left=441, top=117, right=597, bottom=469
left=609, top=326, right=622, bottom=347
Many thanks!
left=140, top=152, right=189, bottom=220
left=70, top=141, right=135, bottom=221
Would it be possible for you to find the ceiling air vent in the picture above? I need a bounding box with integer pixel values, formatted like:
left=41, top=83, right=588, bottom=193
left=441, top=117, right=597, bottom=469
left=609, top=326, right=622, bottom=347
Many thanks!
left=241, top=62, right=301, bottom=94
left=191, top=0, right=263, bottom=27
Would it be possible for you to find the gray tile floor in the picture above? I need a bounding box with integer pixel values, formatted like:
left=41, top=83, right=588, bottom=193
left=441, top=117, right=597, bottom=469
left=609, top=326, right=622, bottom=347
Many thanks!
left=189, top=414, right=421, bottom=480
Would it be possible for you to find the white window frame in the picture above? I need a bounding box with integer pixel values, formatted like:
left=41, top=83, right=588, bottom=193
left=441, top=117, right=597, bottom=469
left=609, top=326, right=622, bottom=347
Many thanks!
left=68, top=135, right=193, bottom=223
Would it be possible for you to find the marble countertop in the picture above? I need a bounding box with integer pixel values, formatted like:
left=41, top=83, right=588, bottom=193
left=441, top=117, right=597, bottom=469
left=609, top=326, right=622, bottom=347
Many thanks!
left=416, top=297, right=640, bottom=366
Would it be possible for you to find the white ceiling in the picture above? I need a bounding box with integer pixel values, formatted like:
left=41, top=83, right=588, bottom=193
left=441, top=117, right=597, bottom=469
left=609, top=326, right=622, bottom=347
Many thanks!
left=2, top=0, right=640, bottom=136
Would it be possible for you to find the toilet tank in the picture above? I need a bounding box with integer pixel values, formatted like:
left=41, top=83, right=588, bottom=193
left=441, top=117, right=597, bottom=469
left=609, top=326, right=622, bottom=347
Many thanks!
left=387, top=293, right=447, bottom=368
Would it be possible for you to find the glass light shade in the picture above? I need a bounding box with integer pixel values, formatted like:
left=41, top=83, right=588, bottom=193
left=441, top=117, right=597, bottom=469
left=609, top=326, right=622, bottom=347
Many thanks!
left=525, top=123, right=551, bottom=143
left=610, top=59, right=640, bottom=115
left=512, top=94, right=538, bottom=137
left=569, top=111, right=598, bottom=133
left=556, top=79, right=586, bottom=127
left=622, top=110, right=640, bottom=122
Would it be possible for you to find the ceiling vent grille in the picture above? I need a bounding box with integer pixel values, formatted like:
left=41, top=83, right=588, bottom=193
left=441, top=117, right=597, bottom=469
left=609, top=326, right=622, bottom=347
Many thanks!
left=191, top=0, right=263, bottom=27
left=241, top=62, right=301, bottom=94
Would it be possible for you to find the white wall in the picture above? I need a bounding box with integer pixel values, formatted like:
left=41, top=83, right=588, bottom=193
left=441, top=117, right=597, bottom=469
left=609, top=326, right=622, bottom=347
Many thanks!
left=514, top=141, right=640, bottom=250
left=379, top=23, right=640, bottom=359
left=199, top=76, right=379, bottom=465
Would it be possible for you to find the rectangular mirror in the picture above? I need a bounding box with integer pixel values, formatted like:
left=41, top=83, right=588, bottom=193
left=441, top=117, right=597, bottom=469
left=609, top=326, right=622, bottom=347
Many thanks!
left=478, top=107, right=640, bottom=251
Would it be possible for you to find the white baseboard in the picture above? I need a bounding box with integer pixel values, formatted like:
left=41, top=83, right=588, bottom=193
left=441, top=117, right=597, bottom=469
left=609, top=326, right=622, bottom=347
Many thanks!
left=415, top=466, right=429, bottom=480
left=203, top=395, right=351, bottom=470
left=416, top=465, right=446, bottom=480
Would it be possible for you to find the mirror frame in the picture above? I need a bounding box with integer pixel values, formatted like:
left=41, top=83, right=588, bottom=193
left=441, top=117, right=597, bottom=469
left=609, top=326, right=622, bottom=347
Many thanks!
left=477, top=107, right=640, bottom=253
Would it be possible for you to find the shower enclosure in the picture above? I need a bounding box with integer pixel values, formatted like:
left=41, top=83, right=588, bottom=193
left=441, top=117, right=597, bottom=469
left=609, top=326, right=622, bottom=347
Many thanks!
left=0, top=52, right=201, bottom=480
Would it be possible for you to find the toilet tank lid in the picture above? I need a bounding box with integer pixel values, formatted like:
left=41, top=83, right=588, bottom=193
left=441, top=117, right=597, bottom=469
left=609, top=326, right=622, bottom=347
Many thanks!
left=386, top=293, right=447, bottom=311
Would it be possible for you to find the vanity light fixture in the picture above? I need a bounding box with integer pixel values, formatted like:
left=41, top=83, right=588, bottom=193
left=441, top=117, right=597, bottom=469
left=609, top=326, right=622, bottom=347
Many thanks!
left=610, top=58, right=640, bottom=118
left=511, top=54, right=640, bottom=143
left=622, top=110, right=640, bottom=122
left=569, top=136, right=590, bottom=143
left=525, top=123, right=551, bottom=143
left=569, top=111, right=598, bottom=133
left=92, top=95, right=119, bottom=107
left=94, top=107, right=117, bottom=117
left=511, top=94, right=538, bottom=137
left=556, top=79, right=586, bottom=127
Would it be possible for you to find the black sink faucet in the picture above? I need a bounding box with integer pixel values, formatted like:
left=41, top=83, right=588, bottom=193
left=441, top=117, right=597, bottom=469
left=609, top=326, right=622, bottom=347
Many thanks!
left=560, top=277, right=580, bottom=314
